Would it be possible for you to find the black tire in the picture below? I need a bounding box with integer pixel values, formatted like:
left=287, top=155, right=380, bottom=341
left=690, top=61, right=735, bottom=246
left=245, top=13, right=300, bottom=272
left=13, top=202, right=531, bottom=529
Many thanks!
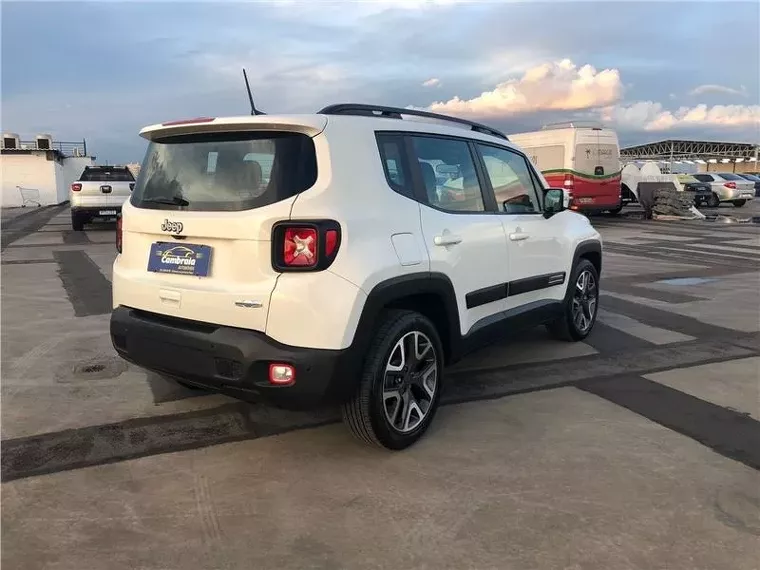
left=546, top=258, right=599, bottom=342
left=607, top=204, right=624, bottom=215
left=342, top=309, right=444, bottom=450
left=707, top=193, right=720, bottom=208
left=71, top=213, right=85, bottom=231
left=733, top=199, right=747, bottom=208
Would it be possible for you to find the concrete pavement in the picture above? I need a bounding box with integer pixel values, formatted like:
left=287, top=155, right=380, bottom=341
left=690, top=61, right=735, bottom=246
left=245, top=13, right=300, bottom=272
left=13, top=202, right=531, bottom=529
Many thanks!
left=2, top=205, right=759, bottom=569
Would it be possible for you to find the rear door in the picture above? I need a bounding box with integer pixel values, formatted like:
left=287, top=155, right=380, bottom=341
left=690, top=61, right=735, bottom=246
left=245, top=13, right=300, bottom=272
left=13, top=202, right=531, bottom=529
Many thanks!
left=116, top=130, right=319, bottom=331
left=573, top=129, right=621, bottom=209
left=77, top=167, right=135, bottom=208
left=406, top=134, right=510, bottom=335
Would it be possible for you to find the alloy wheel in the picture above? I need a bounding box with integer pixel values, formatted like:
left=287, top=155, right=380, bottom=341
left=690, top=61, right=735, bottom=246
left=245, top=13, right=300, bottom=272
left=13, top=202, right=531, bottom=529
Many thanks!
left=382, top=331, right=438, bottom=433
left=571, top=269, right=597, bottom=334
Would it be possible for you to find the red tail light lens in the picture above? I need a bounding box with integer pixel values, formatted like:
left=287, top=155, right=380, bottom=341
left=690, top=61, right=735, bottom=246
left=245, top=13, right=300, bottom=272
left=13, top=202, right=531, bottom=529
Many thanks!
left=724, top=182, right=737, bottom=189
left=563, top=173, right=574, bottom=187
left=325, top=229, right=339, bottom=257
left=283, top=227, right=317, bottom=267
left=71, top=183, right=82, bottom=192
left=116, top=216, right=123, bottom=253
left=272, top=221, right=341, bottom=272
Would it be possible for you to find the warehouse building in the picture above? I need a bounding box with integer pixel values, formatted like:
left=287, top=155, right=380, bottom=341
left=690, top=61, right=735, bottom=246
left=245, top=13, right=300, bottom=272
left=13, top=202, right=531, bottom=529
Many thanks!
left=620, top=139, right=759, bottom=174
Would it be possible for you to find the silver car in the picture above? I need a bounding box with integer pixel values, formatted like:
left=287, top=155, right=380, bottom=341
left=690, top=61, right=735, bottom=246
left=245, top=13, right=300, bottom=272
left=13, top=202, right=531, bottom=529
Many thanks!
left=692, top=172, right=755, bottom=207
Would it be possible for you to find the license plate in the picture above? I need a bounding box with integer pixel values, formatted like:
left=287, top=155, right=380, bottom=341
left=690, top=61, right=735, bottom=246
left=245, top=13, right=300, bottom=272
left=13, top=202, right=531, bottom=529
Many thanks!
left=577, top=197, right=594, bottom=204
left=147, top=242, right=212, bottom=277
left=99, top=210, right=117, bottom=216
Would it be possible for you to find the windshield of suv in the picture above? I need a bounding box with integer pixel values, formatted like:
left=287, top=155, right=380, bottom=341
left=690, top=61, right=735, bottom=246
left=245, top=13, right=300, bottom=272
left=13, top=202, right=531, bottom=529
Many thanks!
left=80, top=167, right=134, bottom=182
left=132, top=131, right=317, bottom=211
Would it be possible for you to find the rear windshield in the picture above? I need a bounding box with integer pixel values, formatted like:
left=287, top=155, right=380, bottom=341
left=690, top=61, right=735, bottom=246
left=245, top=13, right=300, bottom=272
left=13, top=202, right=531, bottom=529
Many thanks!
left=80, top=167, right=134, bottom=182
left=740, top=174, right=760, bottom=181
left=131, top=131, right=317, bottom=211
left=717, top=173, right=742, bottom=181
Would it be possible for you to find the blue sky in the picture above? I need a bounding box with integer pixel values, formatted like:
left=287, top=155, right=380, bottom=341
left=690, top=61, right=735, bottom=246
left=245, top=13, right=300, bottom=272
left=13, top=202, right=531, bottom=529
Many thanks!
left=3, top=1, right=759, bottom=164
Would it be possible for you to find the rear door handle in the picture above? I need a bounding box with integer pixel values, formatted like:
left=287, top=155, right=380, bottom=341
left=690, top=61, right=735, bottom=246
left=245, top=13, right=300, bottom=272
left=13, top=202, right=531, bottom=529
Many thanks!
left=433, top=234, right=463, bottom=246
left=509, top=232, right=530, bottom=242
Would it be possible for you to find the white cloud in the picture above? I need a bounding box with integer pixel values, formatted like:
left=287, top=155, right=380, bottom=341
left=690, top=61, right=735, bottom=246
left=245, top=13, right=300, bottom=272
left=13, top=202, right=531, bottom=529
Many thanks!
left=600, top=101, right=760, bottom=131
left=689, top=84, right=748, bottom=97
left=422, top=78, right=441, bottom=88
left=425, top=59, right=623, bottom=118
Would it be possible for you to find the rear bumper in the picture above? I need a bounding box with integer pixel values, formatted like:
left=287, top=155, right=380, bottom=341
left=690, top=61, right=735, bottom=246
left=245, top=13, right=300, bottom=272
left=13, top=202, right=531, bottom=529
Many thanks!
left=110, top=306, right=357, bottom=409
left=71, top=205, right=122, bottom=217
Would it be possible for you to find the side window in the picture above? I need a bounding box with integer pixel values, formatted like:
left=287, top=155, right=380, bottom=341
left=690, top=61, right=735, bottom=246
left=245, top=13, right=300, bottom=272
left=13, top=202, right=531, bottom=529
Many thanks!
left=694, top=174, right=713, bottom=182
left=477, top=144, right=542, bottom=214
left=409, top=136, right=485, bottom=213
left=377, top=134, right=412, bottom=198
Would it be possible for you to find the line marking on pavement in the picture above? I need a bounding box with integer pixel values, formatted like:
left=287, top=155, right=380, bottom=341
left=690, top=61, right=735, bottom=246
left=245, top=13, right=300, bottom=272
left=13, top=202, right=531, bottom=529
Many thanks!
left=2, top=339, right=756, bottom=482
left=52, top=250, right=112, bottom=316
left=1, top=204, right=69, bottom=251
left=597, top=309, right=696, bottom=345
left=1, top=259, right=57, bottom=265
left=583, top=321, right=654, bottom=353
left=578, top=375, right=760, bottom=472
left=600, top=294, right=744, bottom=339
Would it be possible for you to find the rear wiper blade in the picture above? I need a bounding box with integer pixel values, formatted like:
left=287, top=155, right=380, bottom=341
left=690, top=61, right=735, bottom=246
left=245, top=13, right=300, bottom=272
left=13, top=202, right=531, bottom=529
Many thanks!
left=142, top=195, right=189, bottom=206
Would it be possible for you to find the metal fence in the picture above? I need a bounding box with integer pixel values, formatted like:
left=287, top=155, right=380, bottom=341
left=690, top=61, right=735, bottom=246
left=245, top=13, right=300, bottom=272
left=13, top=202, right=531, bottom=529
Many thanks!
left=17, top=139, right=87, bottom=157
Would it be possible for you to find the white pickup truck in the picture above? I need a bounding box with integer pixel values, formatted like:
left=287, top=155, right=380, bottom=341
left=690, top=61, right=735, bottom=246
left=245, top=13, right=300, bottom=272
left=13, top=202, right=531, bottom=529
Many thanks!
left=70, top=165, right=135, bottom=231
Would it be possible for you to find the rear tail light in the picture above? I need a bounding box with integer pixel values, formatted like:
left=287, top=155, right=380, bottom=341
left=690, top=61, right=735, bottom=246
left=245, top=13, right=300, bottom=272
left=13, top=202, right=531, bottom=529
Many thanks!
left=724, top=182, right=737, bottom=189
left=272, top=220, right=341, bottom=272
left=71, top=183, right=82, bottom=192
left=563, top=173, right=574, bottom=187
left=116, top=215, right=123, bottom=253
left=269, top=363, right=295, bottom=386
left=284, top=227, right=318, bottom=267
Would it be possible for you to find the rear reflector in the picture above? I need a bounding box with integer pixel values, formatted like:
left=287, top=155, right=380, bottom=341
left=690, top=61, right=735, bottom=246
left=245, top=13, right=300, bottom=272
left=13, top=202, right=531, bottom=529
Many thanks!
left=161, top=117, right=216, bottom=126
left=71, top=183, right=82, bottom=192
left=325, top=229, right=339, bottom=257
left=269, top=363, right=295, bottom=386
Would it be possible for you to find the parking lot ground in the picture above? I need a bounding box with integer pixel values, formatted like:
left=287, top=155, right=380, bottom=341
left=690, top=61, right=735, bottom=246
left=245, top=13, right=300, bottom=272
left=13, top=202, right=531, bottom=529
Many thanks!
left=2, top=205, right=759, bottom=569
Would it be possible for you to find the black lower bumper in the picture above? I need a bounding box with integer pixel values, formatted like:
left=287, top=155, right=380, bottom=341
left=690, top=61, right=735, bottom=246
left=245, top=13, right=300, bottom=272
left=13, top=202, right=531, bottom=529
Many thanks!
left=110, top=306, right=357, bottom=409
left=72, top=206, right=122, bottom=218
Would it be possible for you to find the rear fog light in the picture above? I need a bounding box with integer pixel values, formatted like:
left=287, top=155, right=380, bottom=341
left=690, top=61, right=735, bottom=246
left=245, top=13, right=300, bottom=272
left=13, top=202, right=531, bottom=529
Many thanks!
left=269, top=363, right=296, bottom=386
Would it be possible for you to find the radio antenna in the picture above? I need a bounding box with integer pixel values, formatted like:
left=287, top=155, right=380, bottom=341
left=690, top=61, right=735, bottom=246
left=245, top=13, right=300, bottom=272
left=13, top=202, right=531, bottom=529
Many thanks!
left=242, top=68, right=265, bottom=115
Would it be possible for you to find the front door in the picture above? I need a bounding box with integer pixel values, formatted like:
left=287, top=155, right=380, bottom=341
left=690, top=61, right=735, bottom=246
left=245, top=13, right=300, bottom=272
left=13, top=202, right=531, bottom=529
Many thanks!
left=475, top=143, right=567, bottom=309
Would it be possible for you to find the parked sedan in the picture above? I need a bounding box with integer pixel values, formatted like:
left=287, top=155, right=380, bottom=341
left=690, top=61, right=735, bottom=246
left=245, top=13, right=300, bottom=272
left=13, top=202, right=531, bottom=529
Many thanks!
left=736, top=173, right=760, bottom=197
left=692, top=172, right=755, bottom=207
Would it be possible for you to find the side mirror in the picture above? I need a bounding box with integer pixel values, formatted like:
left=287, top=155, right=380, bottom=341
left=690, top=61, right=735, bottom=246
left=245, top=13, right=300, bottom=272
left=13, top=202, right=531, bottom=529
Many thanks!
left=543, top=188, right=566, bottom=218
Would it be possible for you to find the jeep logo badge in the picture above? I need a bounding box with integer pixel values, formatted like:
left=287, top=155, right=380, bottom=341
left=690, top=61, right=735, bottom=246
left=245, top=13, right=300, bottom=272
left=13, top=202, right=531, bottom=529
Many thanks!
left=161, top=219, right=184, bottom=234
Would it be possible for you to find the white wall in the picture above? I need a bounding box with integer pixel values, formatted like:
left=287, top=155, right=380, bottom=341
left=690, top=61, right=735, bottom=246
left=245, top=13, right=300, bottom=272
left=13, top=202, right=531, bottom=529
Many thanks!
left=60, top=156, right=95, bottom=200
left=0, top=153, right=95, bottom=207
left=0, top=153, right=58, bottom=207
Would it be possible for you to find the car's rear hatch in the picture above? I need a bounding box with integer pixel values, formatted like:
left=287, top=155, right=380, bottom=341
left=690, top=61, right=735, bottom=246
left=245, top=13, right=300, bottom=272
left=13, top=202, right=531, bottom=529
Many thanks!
left=75, top=166, right=135, bottom=208
left=116, top=115, right=327, bottom=331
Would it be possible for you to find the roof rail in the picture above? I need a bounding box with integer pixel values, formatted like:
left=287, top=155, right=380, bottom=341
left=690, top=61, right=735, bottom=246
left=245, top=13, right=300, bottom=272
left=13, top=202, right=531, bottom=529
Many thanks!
left=318, top=103, right=509, bottom=141
left=541, top=121, right=605, bottom=131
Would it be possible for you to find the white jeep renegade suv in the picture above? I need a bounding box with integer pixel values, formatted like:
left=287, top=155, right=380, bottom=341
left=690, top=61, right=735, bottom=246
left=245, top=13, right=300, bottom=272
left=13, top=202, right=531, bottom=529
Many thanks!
left=111, top=104, right=602, bottom=449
